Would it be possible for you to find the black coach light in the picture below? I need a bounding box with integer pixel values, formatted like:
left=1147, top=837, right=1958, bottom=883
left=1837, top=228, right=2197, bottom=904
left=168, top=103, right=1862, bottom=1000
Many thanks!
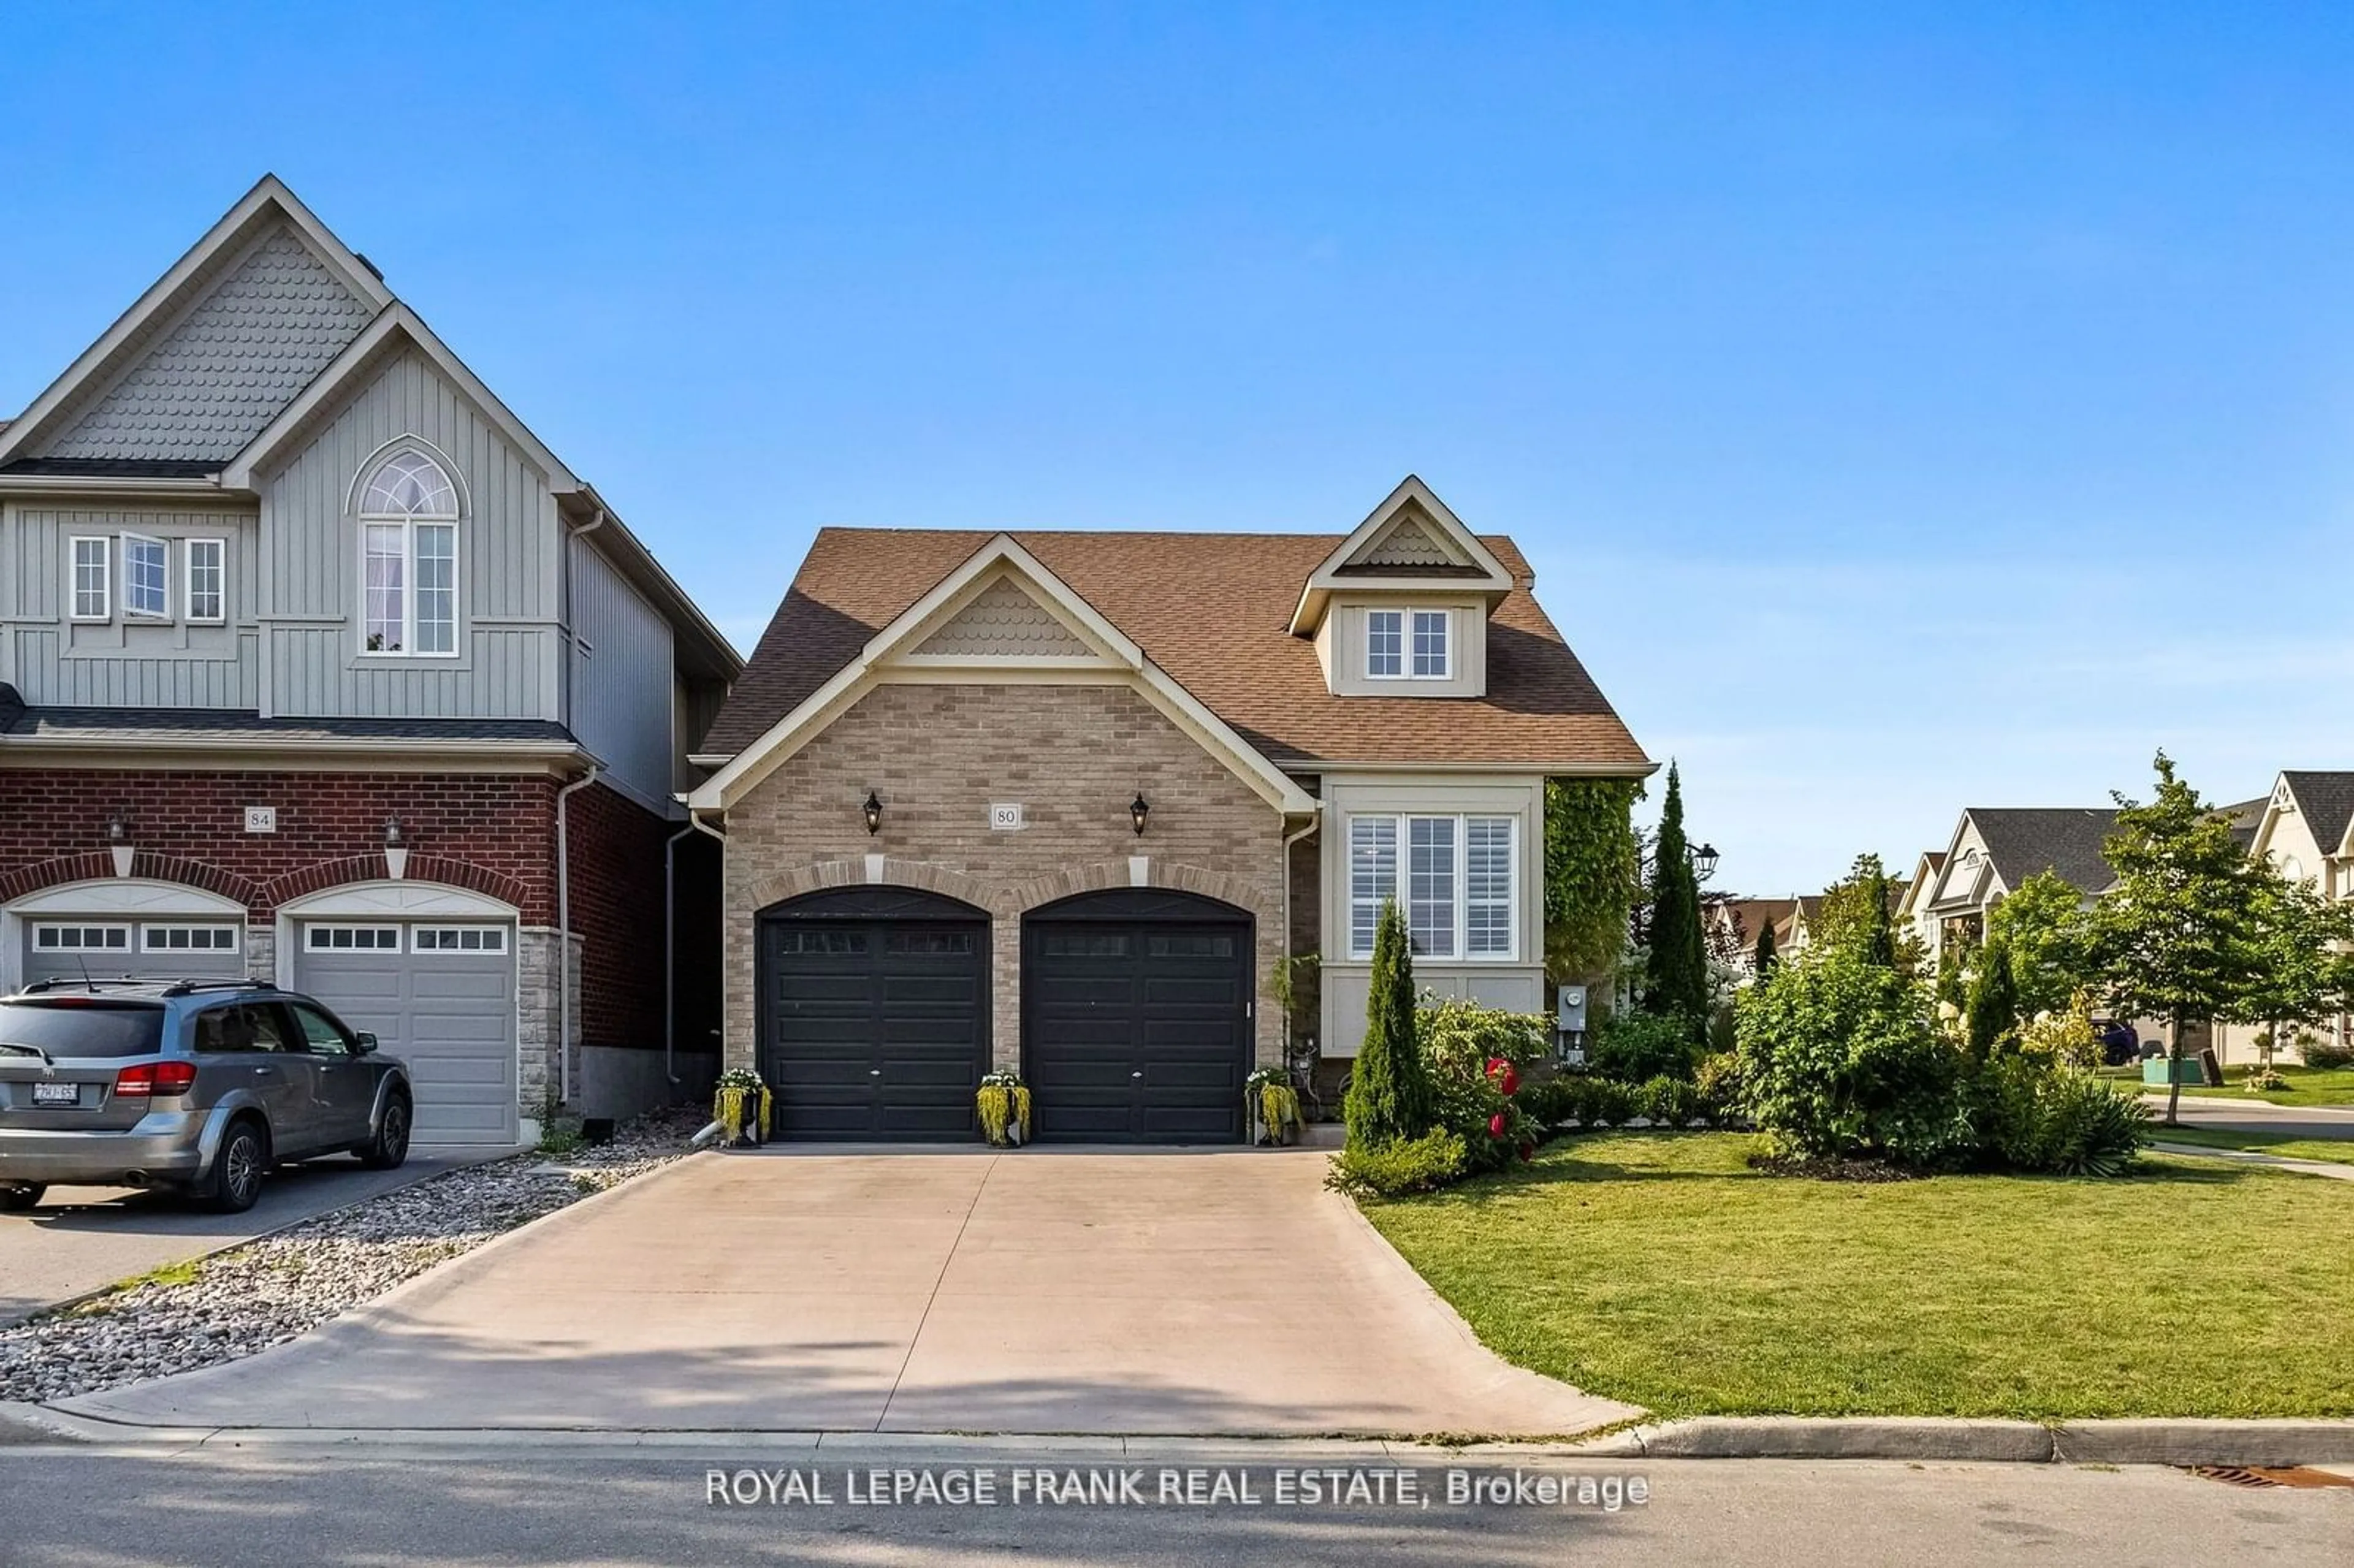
left=1130, top=793, right=1151, bottom=835
left=1691, top=842, right=1720, bottom=881
left=863, top=790, right=884, bottom=836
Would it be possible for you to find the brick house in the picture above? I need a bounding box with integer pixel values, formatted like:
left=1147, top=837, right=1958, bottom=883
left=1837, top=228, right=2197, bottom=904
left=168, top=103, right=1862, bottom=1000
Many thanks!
left=0, top=177, right=739, bottom=1143
left=687, top=479, right=1651, bottom=1143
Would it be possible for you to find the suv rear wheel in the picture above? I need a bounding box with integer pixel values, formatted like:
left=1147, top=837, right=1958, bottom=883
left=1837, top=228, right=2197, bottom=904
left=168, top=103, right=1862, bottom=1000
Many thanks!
left=0, top=1184, right=44, bottom=1212
left=358, top=1092, right=411, bottom=1170
left=204, top=1119, right=269, bottom=1214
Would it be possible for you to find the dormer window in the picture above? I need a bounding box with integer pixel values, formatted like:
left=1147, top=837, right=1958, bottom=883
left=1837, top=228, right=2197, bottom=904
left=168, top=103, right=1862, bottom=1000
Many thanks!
left=1367, top=607, right=1450, bottom=679
left=357, top=449, right=460, bottom=657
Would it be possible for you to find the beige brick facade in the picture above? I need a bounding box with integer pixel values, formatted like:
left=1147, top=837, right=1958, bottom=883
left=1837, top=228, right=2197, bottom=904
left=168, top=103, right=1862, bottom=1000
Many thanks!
left=722, top=681, right=1292, bottom=1075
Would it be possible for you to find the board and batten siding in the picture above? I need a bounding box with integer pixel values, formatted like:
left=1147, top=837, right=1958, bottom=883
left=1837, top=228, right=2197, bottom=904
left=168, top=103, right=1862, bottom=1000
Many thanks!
left=257, top=347, right=560, bottom=720
left=0, top=503, right=261, bottom=707
left=568, top=538, right=676, bottom=810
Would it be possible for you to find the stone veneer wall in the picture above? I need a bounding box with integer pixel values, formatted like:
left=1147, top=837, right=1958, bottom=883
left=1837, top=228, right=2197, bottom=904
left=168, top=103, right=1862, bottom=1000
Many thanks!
left=722, top=682, right=1292, bottom=1073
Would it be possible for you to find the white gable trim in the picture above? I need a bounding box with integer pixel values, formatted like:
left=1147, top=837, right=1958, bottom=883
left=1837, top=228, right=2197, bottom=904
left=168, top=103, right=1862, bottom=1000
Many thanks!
left=221, top=305, right=578, bottom=492
left=1290, top=475, right=1514, bottom=635
left=0, top=176, right=394, bottom=470
left=688, top=535, right=1315, bottom=816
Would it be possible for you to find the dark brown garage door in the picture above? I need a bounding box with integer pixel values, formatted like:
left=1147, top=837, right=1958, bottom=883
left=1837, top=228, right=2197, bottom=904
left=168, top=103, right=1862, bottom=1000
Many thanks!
left=1023, top=888, right=1252, bottom=1144
left=758, top=886, right=989, bottom=1141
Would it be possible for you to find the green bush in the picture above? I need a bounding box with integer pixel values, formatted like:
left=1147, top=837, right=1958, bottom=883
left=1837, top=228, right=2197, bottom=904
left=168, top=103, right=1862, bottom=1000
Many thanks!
left=1639, top=1076, right=1701, bottom=1128
left=1693, top=1051, right=1745, bottom=1127
left=2028, top=1069, right=2151, bottom=1176
left=1589, top=1007, right=1700, bottom=1083
left=1324, top=1129, right=1470, bottom=1197
left=2299, top=1037, right=2354, bottom=1070
left=1344, top=902, right=1431, bottom=1149
left=1579, top=1077, right=1640, bottom=1128
left=1515, top=1074, right=1577, bottom=1130
left=1735, top=949, right=1964, bottom=1166
left=1418, top=999, right=1547, bottom=1170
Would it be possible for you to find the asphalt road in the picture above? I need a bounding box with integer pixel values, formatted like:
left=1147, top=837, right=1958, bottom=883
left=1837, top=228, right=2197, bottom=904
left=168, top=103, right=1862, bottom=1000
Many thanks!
left=0, top=1148, right=500, bottom=1325
left=0, top=1445, right=2343, bottom=1566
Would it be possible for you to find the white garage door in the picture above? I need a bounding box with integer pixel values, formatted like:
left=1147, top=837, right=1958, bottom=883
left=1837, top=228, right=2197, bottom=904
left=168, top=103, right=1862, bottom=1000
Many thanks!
left=294, top=923, right=516, bottom=1146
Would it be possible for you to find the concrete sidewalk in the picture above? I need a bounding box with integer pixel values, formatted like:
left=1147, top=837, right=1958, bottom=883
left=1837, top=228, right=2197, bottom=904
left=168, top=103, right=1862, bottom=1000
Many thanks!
left=56, top=1149, right=1637, bottom=1438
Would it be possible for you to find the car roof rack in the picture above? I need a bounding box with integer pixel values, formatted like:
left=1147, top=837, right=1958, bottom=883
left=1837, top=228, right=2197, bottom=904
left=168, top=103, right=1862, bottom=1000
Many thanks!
left=158, top=978, right=278, bottom=998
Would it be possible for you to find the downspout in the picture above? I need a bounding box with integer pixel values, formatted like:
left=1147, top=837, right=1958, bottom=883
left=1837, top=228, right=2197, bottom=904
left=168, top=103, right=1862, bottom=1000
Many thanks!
left=555, top=763, right=601, bottom=1107
left=1281, top=812, right=1320, bottom=1055
left=664, top=805, right=727, bottom=1086
left=550, top=504, right=609, bottom=1111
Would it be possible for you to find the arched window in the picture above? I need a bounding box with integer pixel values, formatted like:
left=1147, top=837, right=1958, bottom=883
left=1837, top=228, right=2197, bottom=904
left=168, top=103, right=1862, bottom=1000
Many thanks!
left=357, top=449, right=460, bottom=656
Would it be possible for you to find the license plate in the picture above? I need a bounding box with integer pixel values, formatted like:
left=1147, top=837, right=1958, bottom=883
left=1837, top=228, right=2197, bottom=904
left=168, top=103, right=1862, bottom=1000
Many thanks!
left=31, top=1082, right=79, bottom=1107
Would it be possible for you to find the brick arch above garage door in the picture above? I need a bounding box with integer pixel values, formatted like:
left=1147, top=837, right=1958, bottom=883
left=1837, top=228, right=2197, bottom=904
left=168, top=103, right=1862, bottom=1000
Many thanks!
left=0, top=852, right=256, bottom=907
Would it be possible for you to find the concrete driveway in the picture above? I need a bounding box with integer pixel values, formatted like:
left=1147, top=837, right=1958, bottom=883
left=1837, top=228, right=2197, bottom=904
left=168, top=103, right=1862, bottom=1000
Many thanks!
left=1, top=1152, right=497, bottom=1327
left=61, top=1149, right=1638, bottom=1438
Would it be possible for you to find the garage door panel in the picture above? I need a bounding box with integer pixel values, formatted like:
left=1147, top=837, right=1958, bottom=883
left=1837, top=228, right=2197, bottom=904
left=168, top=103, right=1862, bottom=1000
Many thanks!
left=295, top=933, right=516, bottom=1147
left=1024, top=902, right=1250, bottom=1144
left=759, top=908, right=988, bottom=1143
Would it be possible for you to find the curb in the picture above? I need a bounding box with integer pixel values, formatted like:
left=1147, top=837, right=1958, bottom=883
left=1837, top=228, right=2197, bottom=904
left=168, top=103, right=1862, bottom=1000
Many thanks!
left=1593, top=1416, right=2354, bottom=1466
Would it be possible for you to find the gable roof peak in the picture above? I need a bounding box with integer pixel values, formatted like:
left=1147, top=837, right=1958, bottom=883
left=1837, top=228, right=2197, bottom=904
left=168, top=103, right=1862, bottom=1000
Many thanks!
left=0, top=175, right=394, bottom=470
left=1289, top=474, right=1514, bottom=634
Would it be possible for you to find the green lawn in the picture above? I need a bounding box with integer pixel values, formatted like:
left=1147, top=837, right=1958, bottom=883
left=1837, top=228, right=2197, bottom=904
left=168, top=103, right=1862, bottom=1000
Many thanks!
left=2147, top=1126, right=2354, bottom=1165
left=2104, top=1063, right=2354, bottom=1105
left=1357, top=1132, right=2354, bottom=1421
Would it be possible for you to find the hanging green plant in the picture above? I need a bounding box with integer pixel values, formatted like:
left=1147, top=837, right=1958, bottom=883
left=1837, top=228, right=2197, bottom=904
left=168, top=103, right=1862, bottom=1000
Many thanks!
left=712, top=1067, right=771, bottom=1146
left=977, top=1070, right=1032, bottom=1146
left=1244, top=1066, right=1304, bottom=1146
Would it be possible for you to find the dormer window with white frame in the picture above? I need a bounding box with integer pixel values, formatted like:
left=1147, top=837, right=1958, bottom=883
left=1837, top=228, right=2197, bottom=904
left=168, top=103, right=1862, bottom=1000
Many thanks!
left=357, top=449, right=460, bottom=657
left=1366, top=607, right=1451, bottom=679
left=121, top=532, right=169, bottom=619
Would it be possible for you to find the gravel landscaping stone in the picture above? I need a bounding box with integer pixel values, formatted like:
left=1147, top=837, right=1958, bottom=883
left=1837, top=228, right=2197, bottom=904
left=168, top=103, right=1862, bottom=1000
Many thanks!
left=0, top=1110, right=699, bottom=1404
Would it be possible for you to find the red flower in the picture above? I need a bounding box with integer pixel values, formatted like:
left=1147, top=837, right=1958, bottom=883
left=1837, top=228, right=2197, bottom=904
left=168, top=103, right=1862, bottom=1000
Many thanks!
left=1517, top=1143, right=1535, bottom=1162
left=1488, top=1113, right=1509, bottom=1140
left=1485, top=1057, right=1506, bottom=1078
left=1499, top=1067, right=1520, bottom=1096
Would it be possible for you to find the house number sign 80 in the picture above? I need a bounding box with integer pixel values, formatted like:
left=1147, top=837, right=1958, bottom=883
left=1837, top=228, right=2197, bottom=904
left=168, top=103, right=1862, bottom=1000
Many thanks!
left=989, top=803, right=1025, bottom=831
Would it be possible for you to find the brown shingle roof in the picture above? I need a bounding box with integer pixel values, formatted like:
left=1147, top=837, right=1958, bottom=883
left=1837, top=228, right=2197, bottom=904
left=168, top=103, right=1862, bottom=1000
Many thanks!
left=703, top=528, right=1650, bottom=770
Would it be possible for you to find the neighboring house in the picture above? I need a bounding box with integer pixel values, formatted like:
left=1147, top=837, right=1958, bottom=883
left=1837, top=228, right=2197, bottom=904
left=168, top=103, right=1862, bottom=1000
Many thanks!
left=1919, top=799, right=2261, bottom=1060
left=1712, top=896, right=1796, bottom=975
left=684, top=478, right=1651, bottom=1143
left=0, top=177, right=741, bottom=1143
left=2219, top=771, right=2354, bottom=1064
left=1894, top=851, right=1946, bottom=959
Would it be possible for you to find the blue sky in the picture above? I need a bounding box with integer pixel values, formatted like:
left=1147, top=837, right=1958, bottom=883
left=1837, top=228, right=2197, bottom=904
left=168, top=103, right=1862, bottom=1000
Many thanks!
left=7, top=3, right=2351, bottom=893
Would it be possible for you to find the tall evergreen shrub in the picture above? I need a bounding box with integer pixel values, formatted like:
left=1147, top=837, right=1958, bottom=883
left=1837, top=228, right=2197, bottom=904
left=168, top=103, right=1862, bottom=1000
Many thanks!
left=1344, top=900, right=1431, bottom=1148
left=1644, top=763, right=1710, bottom=1036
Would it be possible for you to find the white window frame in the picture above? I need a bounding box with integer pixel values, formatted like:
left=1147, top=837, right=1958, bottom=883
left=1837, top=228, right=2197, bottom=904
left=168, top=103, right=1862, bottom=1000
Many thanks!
left=120, top=531, right=170, bottom=620
left=1365, top=606, right=1453, bottom=680
left=304, top=925, right=403, bottom=951
left=69, top=536, right=111, bottom=622
left=411, top=926, right=508, bottom=954
left=141, top=924, right=240, bottom=953
left=357, top=451, right=462, bottom=660
left=184, top=537, right=226, bottom=624
left=32, top=923, right=132, bottom=953
left=1345, top=813, right=1519, bottom=962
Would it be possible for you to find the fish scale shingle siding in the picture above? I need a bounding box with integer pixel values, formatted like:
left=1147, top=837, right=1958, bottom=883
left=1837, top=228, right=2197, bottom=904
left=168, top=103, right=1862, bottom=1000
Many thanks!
left=911, top=578, right=1092, bottom=658
left=46, top=226, right=375, bottom=463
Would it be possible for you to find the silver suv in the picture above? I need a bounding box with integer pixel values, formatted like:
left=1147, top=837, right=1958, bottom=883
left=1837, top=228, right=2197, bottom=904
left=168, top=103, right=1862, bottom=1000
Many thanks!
left=0, top=979, right=413, bottom=1214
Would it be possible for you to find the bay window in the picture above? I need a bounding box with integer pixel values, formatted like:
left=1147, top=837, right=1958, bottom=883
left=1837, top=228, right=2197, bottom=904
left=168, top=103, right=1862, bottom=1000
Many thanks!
left=1347, top=813, right=1518, bottom=959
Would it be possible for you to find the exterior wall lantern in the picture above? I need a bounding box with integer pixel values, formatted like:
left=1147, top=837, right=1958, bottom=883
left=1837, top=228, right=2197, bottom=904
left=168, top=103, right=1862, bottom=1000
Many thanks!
left=863, top=791, right=884, bottom=837
left=106, top=813, right=134, bottom=878
left=384, top=816, right=409, bottom=880
left=1130, top=793, right=1151, bottom=835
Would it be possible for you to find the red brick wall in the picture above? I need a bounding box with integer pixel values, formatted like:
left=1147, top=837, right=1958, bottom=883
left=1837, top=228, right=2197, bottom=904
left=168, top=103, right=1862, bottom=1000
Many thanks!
left=0, top=770, right=558, bottom=918
left=563, top=779, right=673, bottom=1050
